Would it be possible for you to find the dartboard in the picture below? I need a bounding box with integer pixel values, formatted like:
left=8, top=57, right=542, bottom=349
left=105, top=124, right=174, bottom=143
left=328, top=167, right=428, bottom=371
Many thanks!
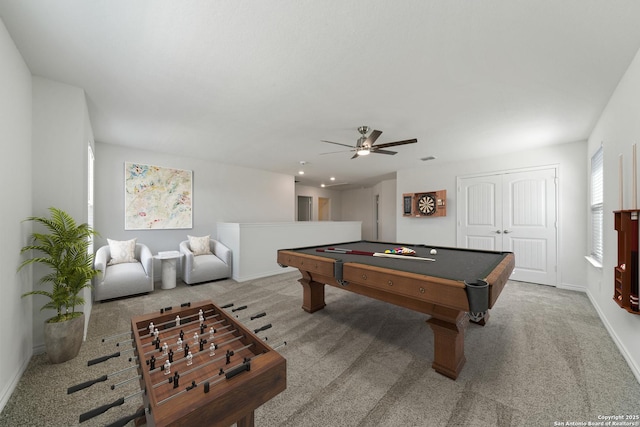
left=417, top=194, right=436, bottom=215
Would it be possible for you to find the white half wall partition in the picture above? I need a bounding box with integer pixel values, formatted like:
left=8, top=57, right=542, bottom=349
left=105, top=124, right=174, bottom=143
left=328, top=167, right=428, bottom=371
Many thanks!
left=217, top=221, right=362, bottom=282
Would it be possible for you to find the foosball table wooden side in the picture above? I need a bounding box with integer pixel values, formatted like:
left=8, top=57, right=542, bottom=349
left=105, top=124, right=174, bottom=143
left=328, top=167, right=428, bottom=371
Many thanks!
left=131, top=301, right=286, bottom=427
left=145, top=352, right=286, bottom=427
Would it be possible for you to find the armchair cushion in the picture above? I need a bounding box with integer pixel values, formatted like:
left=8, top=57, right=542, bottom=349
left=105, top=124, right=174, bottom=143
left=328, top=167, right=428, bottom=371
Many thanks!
left=107, top=238, right=137, bottom=265
left=187, top=235, right=212, bottom=256
left=180, top=238, right=231, bottom=285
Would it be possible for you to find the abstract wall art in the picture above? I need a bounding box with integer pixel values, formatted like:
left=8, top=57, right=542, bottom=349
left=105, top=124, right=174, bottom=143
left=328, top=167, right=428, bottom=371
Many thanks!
left=124, top=162, right=193, bottom=230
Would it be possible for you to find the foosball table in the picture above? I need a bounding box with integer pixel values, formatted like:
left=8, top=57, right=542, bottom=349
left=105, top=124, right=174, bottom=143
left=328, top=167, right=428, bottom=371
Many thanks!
left=74, top=300, right=286, bottom=427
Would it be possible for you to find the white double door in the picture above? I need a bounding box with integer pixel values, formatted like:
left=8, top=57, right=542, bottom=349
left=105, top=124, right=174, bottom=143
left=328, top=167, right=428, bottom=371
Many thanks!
left=457, top=167, right=558, bottom=286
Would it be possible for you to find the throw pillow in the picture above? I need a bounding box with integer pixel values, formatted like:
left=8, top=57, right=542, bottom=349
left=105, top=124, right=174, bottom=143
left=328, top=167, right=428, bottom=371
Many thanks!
left=188, top=235, right=212, bottom=256
left=107, top=238, right=137, bottom=265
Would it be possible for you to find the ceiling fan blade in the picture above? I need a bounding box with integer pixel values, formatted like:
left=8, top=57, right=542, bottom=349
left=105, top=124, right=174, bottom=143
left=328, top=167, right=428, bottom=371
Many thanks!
left=370, top=149, right=397, bottom=155
left=374, top=138, right=418, bottom=149
left=351, top=152, right=359, bottom=159
left=319, top=149, right=353, bottom=155
left=364, top=130, right=383, bottom=147
left=321, top=140, right=354, bottom=148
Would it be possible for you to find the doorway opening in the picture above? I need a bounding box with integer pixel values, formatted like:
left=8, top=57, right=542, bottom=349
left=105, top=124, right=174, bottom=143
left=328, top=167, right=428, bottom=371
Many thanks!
left=297, top=196, right=312, bottom=221
left=318, top=197, right=330, bottom=221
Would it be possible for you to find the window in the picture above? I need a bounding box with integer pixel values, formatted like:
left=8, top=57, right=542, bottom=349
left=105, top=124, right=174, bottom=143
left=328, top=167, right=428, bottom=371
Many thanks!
left=590, top=146, right=603, bottom=263
left=88, top=144, right=95, bottom=253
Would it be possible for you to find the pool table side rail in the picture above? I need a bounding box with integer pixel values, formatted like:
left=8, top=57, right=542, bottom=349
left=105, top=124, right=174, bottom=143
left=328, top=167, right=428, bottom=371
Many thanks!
left=277, top=249, right=505, bottom=313
left=486, top=252, right=516, bottom=308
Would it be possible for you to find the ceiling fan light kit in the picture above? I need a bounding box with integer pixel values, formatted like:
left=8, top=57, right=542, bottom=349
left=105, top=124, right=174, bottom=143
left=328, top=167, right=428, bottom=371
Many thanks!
left=321, top=126, right=417, bottom=159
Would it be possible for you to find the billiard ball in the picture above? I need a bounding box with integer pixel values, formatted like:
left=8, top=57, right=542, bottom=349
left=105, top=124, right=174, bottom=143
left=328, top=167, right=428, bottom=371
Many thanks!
left=430, top=249, right=437, bottom=255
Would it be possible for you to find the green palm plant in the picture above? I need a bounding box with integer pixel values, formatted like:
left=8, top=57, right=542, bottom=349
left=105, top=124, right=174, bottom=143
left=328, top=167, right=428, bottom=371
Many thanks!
left=18, top=207, right=99, bottom=323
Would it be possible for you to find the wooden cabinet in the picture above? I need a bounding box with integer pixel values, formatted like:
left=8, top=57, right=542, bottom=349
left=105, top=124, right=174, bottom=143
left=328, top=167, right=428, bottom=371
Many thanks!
left=614, top=210, right=640, bottom=314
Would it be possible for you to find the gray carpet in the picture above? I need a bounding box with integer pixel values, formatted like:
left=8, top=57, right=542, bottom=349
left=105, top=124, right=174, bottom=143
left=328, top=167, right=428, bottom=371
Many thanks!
left=1, top=271, right=639, bottom=427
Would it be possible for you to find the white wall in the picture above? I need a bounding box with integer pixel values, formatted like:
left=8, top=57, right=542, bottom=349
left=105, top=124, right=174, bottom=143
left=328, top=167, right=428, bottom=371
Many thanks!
left=586, top=47, right=640, bottom=382
left=0, top=17, right=32, bottom=411
left=372, top=179, right=397, bottom=242
left=397, top=140, right=588, bottom=290
left=94, top=143, right=295, bottom=264
left=294, top=184, right=342, bottom=221
left=218, top=221, right=362, bottom=281
left=340, top=186, right=376, bottom=239
left=296, top=180, right=397, bottom=241
left=31, top=77, right=94, bottom=349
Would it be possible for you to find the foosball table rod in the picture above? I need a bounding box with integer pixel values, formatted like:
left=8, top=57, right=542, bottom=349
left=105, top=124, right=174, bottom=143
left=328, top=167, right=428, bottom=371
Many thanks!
left=87, top=346, right=136, bottom=366
left=151, top=335, right=248, bottom=389
left=104, top=407, right=147, bottom=427
left=78, top=389, right=145, bottom=423
left=67, top=364, right=139, bottom=394
left=156, top=341, right=287, bottom=406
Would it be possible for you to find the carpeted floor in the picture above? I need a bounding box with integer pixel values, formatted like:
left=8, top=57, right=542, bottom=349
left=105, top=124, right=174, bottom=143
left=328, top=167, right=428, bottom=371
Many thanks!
left=1, top=271, right=639, bottom=427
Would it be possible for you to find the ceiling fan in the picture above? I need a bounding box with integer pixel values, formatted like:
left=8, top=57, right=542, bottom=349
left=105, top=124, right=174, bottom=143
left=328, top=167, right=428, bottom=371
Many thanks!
left=321, top=126, right=417, bottom=159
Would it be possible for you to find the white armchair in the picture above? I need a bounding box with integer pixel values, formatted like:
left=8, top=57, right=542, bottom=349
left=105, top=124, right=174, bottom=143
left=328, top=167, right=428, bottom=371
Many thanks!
left=93, top=243, right=154, bottom=301
left=179, top=238, right=231, bottom=285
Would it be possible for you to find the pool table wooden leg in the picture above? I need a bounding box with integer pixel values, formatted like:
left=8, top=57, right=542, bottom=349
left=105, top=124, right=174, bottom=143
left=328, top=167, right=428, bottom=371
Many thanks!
left=426, top=308, right=468, bottom=380
left=298, top=271, right=327, bottom=313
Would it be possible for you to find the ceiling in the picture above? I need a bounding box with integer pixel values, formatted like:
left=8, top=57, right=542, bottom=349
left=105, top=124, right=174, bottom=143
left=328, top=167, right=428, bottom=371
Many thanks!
left=3, top=1, right=640, bottom=189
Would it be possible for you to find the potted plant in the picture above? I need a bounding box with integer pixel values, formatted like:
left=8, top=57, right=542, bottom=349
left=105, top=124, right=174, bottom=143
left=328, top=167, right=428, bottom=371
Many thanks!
left=18, top=207, right=99, bottom=363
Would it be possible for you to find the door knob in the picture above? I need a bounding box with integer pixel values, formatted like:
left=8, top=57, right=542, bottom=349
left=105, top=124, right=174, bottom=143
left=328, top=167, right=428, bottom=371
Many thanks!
left=495, top=230, right=502, bottom=234
left=503, top=230, right=512, bottom=234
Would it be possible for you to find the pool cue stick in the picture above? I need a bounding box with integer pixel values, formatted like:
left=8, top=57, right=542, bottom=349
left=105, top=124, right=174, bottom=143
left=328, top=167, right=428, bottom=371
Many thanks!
left=79, top=389, right=144, bottom=423
left=633, top=143, right=637, bottom=209
left=318, top=248, right=435, bottom=262
left=68, top=365, right=139, bottom=394
left=620, top=153, right=624, bottom=210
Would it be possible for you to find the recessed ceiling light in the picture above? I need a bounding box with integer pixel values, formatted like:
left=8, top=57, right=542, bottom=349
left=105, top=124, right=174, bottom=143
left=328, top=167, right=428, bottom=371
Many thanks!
left=330, top=177, right=335, bottom=181
left=298, top=160, right=307, bottom=175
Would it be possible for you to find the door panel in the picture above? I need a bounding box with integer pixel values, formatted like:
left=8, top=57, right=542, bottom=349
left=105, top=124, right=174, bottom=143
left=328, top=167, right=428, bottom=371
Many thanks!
left=465, top=235, right=498, bottom=251
left=458, top=175, right=502, bottom=251
left=502, top=169, right=557, bottom=284
left=457, top=168, right=557, bottom=286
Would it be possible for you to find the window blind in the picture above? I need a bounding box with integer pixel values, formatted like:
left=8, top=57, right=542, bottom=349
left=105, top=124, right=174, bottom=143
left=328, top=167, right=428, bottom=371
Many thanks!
left=591, top=146, right=604, bottom=263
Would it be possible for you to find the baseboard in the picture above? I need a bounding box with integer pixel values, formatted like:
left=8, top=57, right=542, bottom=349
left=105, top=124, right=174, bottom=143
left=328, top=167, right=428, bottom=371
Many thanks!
left=232, top=266, right=297, bottom=283
left=586, top=289, right=640, bottom=385
left=557, top=282, right=587, bottom=293
left=0, top=350, right=32, bottom=412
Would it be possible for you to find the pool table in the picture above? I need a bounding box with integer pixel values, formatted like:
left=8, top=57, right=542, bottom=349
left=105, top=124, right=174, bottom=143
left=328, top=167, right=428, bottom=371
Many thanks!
left=277, top=240, right=515, bottom=379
